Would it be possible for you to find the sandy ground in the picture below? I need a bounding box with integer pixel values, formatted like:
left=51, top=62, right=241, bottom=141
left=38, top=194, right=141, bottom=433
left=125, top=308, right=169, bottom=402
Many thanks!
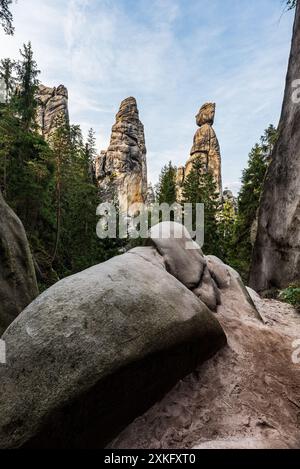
left=108, top=293, right=300, bottom=449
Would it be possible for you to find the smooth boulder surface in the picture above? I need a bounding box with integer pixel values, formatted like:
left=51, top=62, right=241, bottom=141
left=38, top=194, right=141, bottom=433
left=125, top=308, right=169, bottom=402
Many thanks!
left=149, top=222, right=221, bottom=312
left=0, top=246, right=226, bottom=449
left=0, top=191, right=38, bottom=335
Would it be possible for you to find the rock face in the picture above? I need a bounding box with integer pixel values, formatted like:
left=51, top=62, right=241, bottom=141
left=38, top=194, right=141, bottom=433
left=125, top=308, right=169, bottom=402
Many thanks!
left=109, top=270, right=300, bottom=450
left=146, top=183, right=155, bottom=206
left=96, top=97, right=148, bottom=215
left=0, top=191, right=38, bottom=335
left=177, top=103, right=222, bottom=199
left=36, top=85, right=69, bottom=140
left=250, top=5, right=300, bottom=291
left=222, top=188, right=238, bottom=213
left=175, top=166, right=185, bottom=201
left=0, top=226, right=226, bottom=449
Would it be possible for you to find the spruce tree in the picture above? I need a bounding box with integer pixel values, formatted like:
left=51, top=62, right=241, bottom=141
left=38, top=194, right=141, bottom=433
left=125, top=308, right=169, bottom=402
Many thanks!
left=231, top=125, right=278, bottom=280
left=182, top=158, right=220, bottom=255
left=0, top=58, right=16, bottom=103
left=15, top=42, right=40, bottom=131
left=0, top=0, right=14, bottom=35
left=218, top=198, right=237, bottom=264
left=286, top=0, right=297, bottom=9
left=85, top=127, right=97, bottom=182
left=0, top=44, right=122, bottom=289
left=156, top=161, right=177, bottom=205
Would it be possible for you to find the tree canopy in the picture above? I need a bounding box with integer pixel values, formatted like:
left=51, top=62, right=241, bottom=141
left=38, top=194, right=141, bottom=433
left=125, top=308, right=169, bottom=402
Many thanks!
left=0, top=0, right=14, bottom=35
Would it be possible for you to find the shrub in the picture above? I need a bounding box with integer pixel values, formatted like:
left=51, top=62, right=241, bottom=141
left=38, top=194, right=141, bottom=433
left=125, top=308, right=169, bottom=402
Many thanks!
left=279, top=285, right=300, bottom=310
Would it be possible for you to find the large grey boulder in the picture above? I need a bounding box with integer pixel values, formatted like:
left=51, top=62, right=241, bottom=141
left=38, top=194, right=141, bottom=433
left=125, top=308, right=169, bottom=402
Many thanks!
left=0, top=191, right=38, bottom=335
left=0, top=246, right=226, bottom=449
left=250, top=4, right=300, bottom=291
left=149, top=222, right=220, bottom=311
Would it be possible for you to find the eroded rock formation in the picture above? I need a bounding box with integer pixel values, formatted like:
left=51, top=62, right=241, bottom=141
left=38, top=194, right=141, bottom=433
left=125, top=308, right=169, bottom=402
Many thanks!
left=177, top=103, right=222, bottom=199
left=96, top=97, right=147, bottom=215
left=175, top=166, right=185, bottom=201
left=250, top=4, right=300, bottom=291
left=223, top=188, right=238, bottom=213
left=36, top=84, right=69, bottom=140
left=146, top=183, right=155, bottom=206
left=0, top=191, right=38, bottom=335
left=0, top=223, right=226, bottom=449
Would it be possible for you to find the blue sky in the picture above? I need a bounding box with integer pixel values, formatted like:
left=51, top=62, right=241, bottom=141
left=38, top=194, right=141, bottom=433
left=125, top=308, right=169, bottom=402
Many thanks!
left=0, top=0, right=295, bottom=194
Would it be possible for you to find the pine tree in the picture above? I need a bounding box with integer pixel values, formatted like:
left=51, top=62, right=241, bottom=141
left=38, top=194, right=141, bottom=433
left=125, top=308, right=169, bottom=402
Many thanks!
left=0, top=44, right=52, bottom=230
left=85, top=127, right=97, bottom=182
left=15, top=42, right=40, bottom=131
left=49, top=116, right=71, bottom=265
left=0, top=0, right=14, bottom=35
left=49, top=121, right=112, bottom=279
left=0, top=58, right=16, bottom=103
left=86, top=128, right=97, bottom=163
left=156, top=161, right=177, bottom=205
left=231, top=125, right=278, bottom=280
left=218, top=198, right=237, bottom=264
left=182, top=157, right=220, bottom=255
left=286, top=0, right=297, bottom=10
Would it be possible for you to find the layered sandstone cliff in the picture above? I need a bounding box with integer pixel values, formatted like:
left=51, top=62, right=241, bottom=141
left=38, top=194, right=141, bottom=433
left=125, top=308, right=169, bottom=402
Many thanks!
left=96, top=97, right=147, bottom=214
left=250, top=4, right=300, bottom=291
left=36, top=84, right=69, bottom=140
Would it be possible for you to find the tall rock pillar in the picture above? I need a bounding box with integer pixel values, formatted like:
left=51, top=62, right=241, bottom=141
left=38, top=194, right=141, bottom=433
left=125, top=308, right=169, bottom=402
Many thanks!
left=187, top=102, right=222, bottom=194
left=177, top=102, right=222, bottom=199
left=96, top=97, right=148, bottom=214
left=250, top=4, right=300, bottom=291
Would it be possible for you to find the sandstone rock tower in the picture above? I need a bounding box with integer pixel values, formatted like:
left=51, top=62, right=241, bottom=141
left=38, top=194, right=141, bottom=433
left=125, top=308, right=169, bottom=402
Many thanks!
left=96, top=97, right=147, bottom=214
left=250, top=4, right=300, bottom=291
left=177, top=102, right=222, bottom=198
left=36, top=84, right=69, bottom=140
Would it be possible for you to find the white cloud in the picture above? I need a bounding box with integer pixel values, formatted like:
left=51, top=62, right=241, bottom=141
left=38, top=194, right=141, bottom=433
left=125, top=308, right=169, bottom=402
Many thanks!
left=0, top=0, right=295, bottom=195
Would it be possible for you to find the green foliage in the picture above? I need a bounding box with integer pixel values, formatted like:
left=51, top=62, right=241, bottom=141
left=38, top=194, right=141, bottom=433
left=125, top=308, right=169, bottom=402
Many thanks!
left=286, top=0, right=297, bottom=10
left=0, top=0, right=14, bottom=35
left=86, top=128, right=97, bottom=164
left=0, top=58, right=16, bottom=103
left=49, top=121, right=105, bottom=278
left=182, top=157, right=221, bottom=256
left=85, top=127, right=97, bottom=183
left=0, top=44, right=121, bottom=290
left=156, top=161, right=177, bottom=205
left=15, top=42, right=40, bottom=131
left=231, top=125, right=278, bottom=281
left=218, top=199, right=237, bottom=264
left=279, top=286, right=300, bottom=310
